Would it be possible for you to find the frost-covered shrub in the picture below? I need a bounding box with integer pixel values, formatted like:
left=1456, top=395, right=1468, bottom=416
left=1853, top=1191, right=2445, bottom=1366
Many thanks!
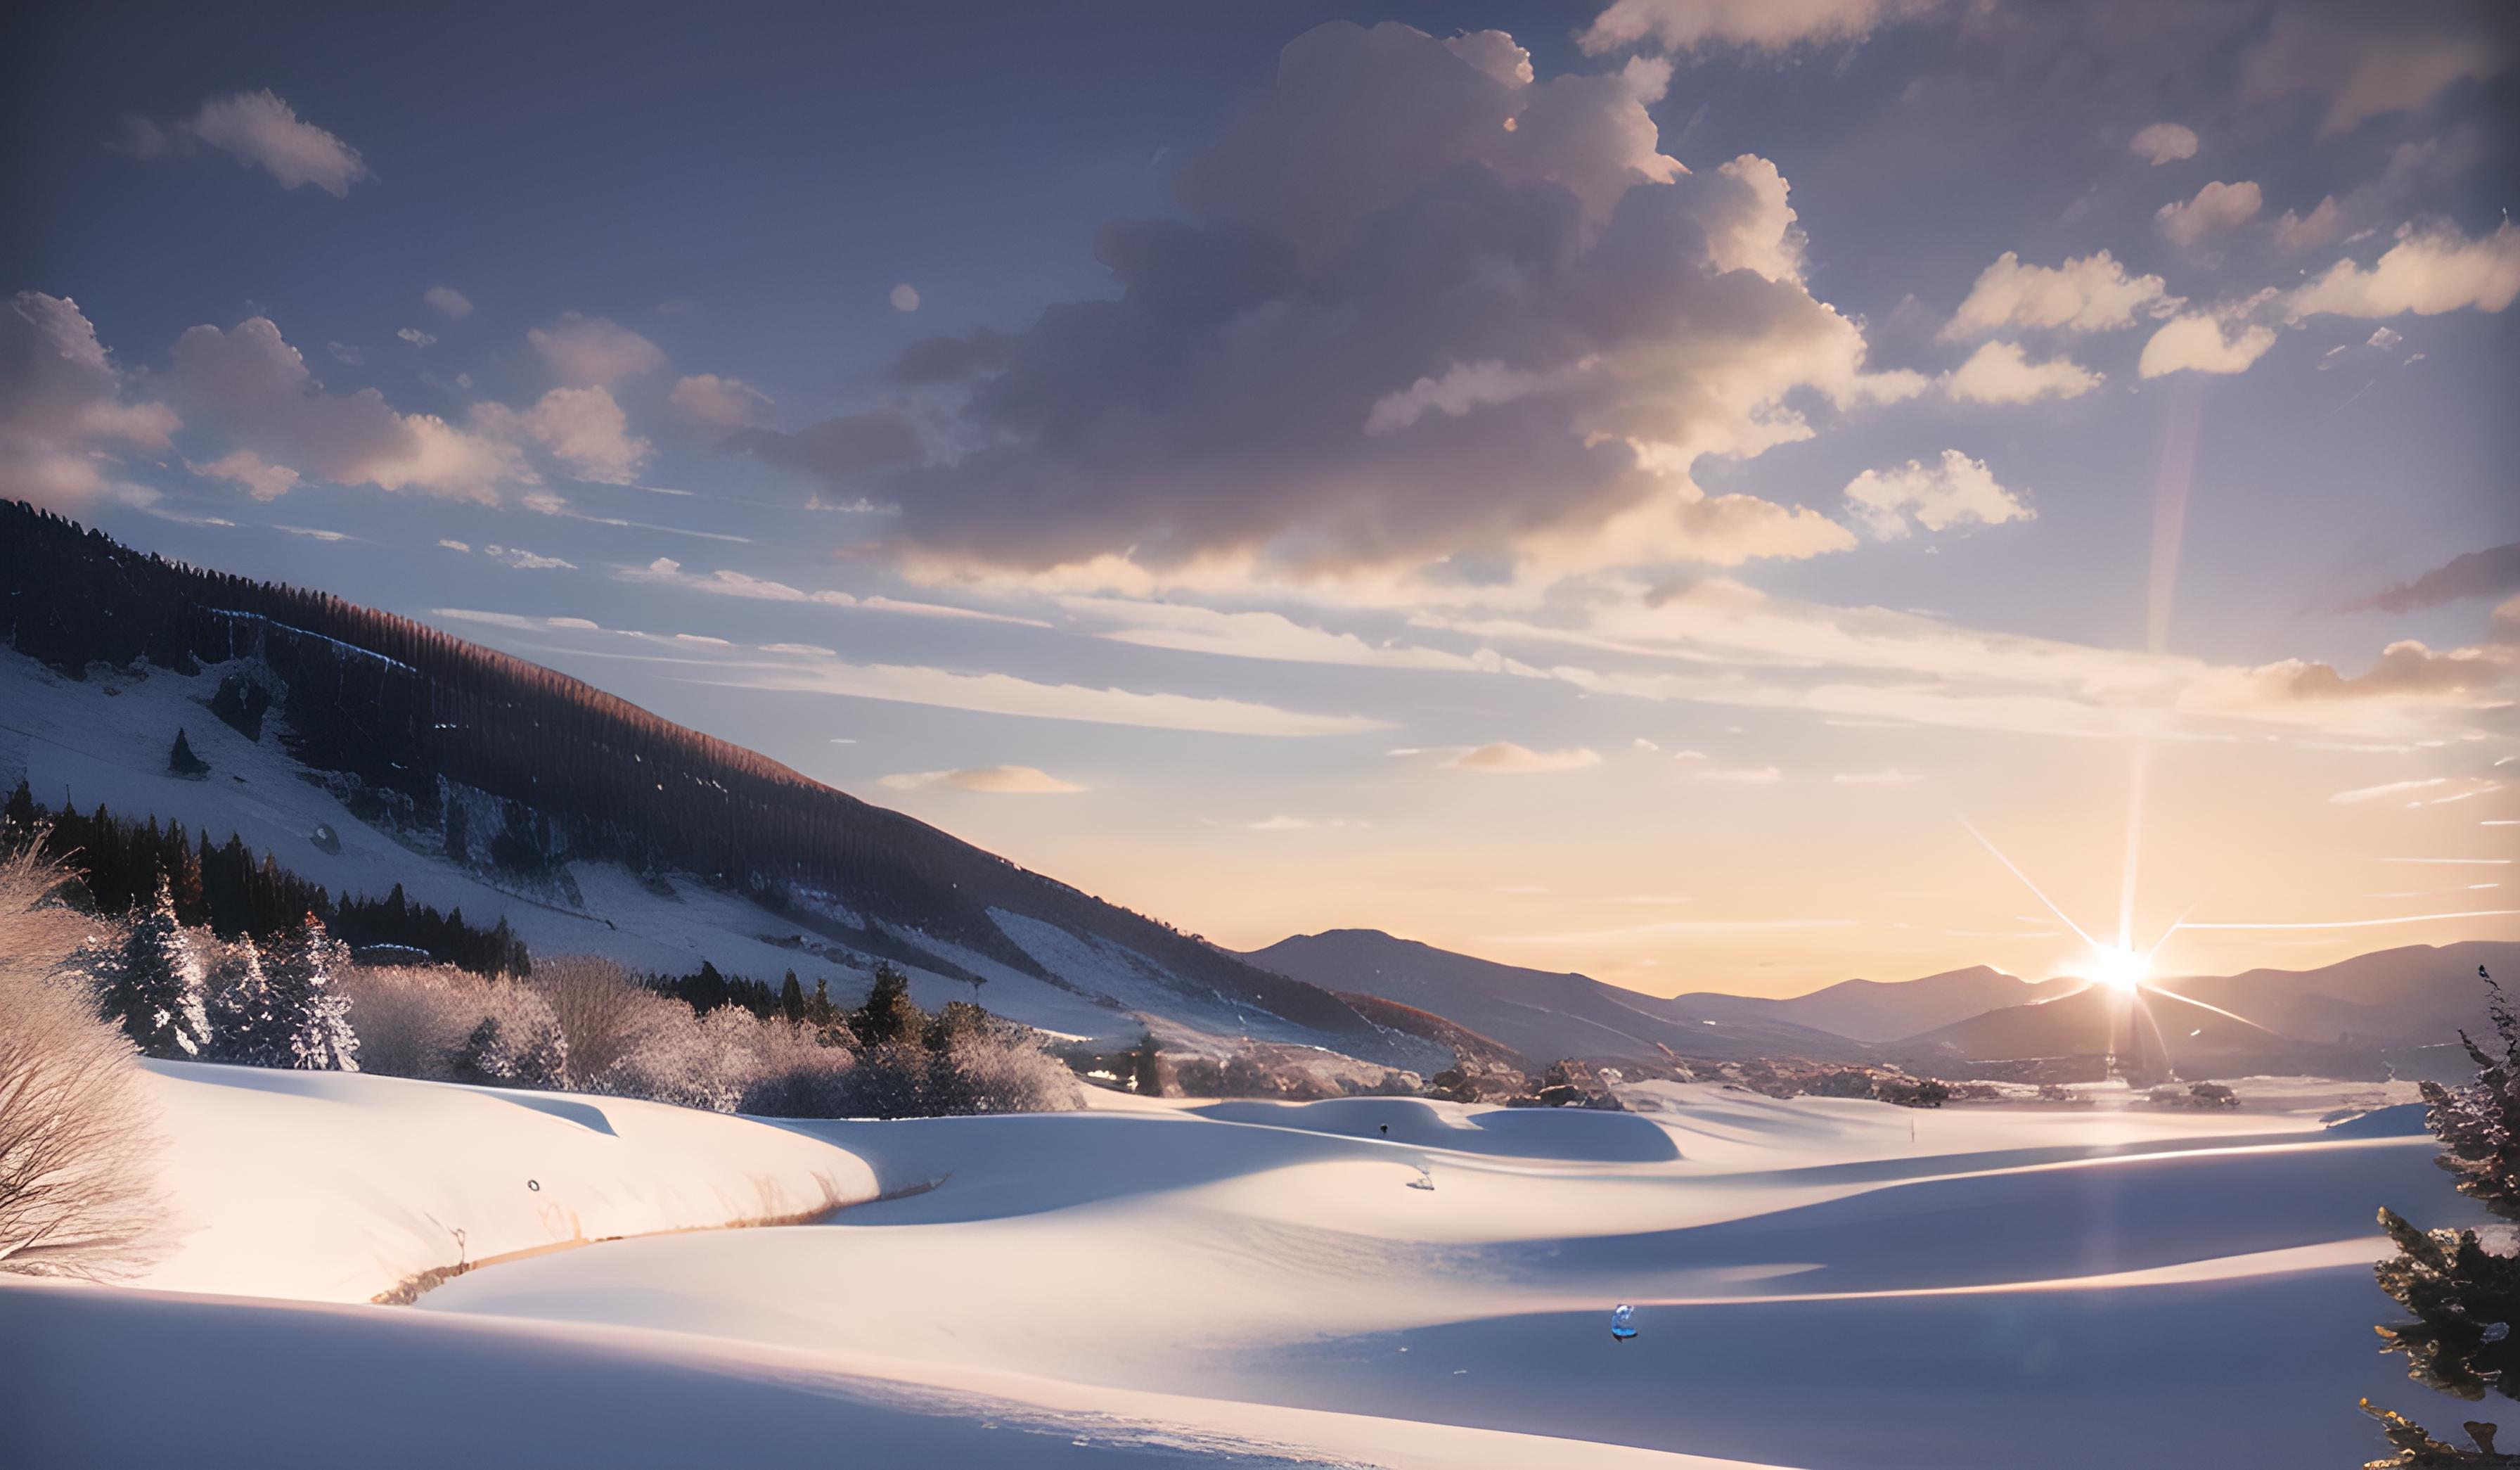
left=334, top=964, right=480, bottom=1080
left=529, top=955, right=673, bottom=1083
left=739, top=1024, right=859, bottom=1118
left=0, top=846, right=166, bottom=1279
left=204, top=936, right=288, bottom=1067
left=931, top=1022, right=1085, bottom=1116
left=447, top=985, right=570, bottom=1089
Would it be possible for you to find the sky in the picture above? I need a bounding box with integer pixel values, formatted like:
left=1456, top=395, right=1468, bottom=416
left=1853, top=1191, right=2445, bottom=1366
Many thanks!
left=4, top=0, right=2516, bottom=998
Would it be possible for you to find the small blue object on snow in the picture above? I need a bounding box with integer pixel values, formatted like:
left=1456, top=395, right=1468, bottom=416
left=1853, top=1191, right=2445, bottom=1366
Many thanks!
left=1610, top=1303, right=1638, bottom=1343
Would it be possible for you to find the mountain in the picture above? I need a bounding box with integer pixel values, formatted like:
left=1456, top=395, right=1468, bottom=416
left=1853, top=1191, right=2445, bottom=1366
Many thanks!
left=0, top=502, right=1422, bottom=1062
left=1246, top=928, right=1872, bottom=1063
left=1892, top=942, right=2520, bottom=1072
left=1654, top=966, right=2053, bottom=1043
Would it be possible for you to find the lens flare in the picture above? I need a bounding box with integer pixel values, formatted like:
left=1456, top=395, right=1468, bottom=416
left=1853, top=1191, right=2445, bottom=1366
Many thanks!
left=2085, top=944, right=2147, bottom=992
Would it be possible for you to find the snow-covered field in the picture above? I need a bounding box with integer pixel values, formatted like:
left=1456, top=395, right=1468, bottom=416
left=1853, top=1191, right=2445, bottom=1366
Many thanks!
left=1, top=1062, right=2470, bottom=1468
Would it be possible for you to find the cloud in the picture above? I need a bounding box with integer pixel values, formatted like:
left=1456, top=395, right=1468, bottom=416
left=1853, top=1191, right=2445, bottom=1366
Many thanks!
left=2287, top=221, right=2520, bottom=320
left=1579, top=0, right=1936, bottom=53
left=1445, top=743, right=1602, bottom=773
left=271, top=524, right=354, bottom=542
left=1692, top=762, right=1783, bottom=783
left=472, top=385, right=650, bottom=484
left=726, top=408, right=922, bottom=490
left=863, top=22, right=1918, bottom=587
left=167, top=315, right=527, bottom=500
left=1943, top=340, right=2102, bottom=404
left=120, top=90, right=369, bottom=196
left=2330, top=777, right=2450, bottom=805
left=433, top=606, right=1383, bottom=735
left=2344, top=543, right=2520, bottom=615
left=423, top=287, right=474, bottom=321
left=889, top=285, right=921, bottom=312
left=396, top=328, right=436, bottom=347
left=619, top=557, right=1050, bottom=626
left=2137, top=314, right=2278, bottom=377
left=2237, top=8, right=2511, bottom=139
left=528, top=314, right=666, bottom=386
left=1227, top=814, right=1369, bottom=831
left=2247, top=635, right=2511, bottom=703
left=2269, top=130, right=2488, bottom=255
left=482, top=544, right=575, bottom=571
left=1842, top=450, right=2031, bottom=539
left=878, top=765, right=1084, bottom=794
left=190, top=449, right=298, bottom=500
left=2154, top=180, right=2262, bottom=247
left=437, top=539, right=470, bottom=553
left=669, top=373, right=773, bottom=429
left=1941, top=251, right=2181, bottom=338
left=0, top=292, right=181, bottom=510
left=1063, top=596, right=1526, bottom=672
left=2128, top=122, right=2198, bottom=165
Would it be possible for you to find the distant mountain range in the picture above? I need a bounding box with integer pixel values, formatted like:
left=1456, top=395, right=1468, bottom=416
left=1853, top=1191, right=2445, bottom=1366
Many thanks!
left=1249, top=929, right=1872, bottom=1064
left=1252, top=927, right=2520, bottom=1079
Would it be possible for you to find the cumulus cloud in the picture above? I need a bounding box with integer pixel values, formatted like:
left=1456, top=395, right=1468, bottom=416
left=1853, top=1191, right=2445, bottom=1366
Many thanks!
left=2287, top=221, right=2520, bottom=320
left=2237, top=8, right=2511, bottom=140
left=423, top=286, right=474, bottom=320
left=1941, top=251, right=2181, bottom=338
left=2345, top=543, right=2520, bottom=615
left=1445, top=743, right=1603, bottom=773
left=2270, top=131, right=2488, bottom=255
left=2128, top=122, right=2197, bottom=166
left=472, top=385, right=650, bottom=484
left=118, top=90, right=369, bottom=196
left=166, top=315, right=528, bottom=500
left=1579, top=0, right=1938, bottom=53
left=878, top=765, right=1084, bottom=795
left=2137, top=314, right=2278, bottom=377
left=0, top=292, right=181, bottom=509
left=190, top=449, right=298, bottom=500
left=396, top=328, right=436, bottom=347
left=669, top=373, right=773, bottom=428
left=851, top=22, right=1917, bottom=588
left=2248, top=637, right=2509, bottom=702
left=1842, top=450, right=2031, bottom=539
left=1943, top=340, right=2102, bottom=404
left=528, top=314, right=666, bottom=386
left=2154, top=180, right=2262, bottom=247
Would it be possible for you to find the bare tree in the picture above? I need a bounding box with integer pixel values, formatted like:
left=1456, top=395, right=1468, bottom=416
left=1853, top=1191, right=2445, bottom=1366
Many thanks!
left=526, top=954, right=671, bottom=1087
left=0, top=845, right=167, bottom=1279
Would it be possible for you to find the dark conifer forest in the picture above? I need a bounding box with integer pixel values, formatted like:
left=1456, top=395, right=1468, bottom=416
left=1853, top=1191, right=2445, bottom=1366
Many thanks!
left=0, top=501, right=1370, bottom=1037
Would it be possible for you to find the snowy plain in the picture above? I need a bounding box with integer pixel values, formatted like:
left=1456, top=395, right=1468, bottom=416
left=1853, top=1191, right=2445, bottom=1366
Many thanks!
left=2, top=1061, right=2472, bottom=1468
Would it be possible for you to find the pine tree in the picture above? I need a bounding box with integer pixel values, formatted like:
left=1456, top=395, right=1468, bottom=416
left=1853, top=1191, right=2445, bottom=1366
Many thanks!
left=205, top=936, right=290, bottom=1066
left=852, top=963, right=922, bottom=1047
left=2370, top=966, right=2520, bottom=1466
left=778, top=971, right=806, bottom=1026
left=266, top=914, right=358, bottom=1072
left=96, top=874, right=210, bottom=1059
left=167, top=727, right=210, bottom=777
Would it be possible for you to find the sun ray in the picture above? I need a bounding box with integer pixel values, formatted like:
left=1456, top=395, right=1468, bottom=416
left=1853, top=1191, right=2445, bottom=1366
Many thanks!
left=1962, top=819, right=2104, bottom=951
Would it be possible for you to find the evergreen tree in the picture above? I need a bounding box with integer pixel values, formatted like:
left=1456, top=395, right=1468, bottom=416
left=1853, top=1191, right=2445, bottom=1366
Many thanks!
left=205, top=936, right=290, bottom=1066
left=167, top=727, right=210, bottom=777
left=851, top=963, right=922, bottom=1046
left=1131, top=1030, right=1168, bottom=1097
left=2369, top=966, right=2520, bottom=1465
left=778, top=970, right=806, bottom=1026
left=96, top=874, right=210, bottom=1059
left=266, top=914, right=358, bottom=1072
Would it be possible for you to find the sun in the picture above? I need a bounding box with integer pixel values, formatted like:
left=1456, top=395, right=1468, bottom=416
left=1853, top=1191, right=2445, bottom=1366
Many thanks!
left=2085, top=945, right=2148, bottom=992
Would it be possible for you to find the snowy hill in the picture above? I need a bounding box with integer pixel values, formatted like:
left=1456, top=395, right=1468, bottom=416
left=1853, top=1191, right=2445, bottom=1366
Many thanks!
left=1657, top=965, right=2054, bottom=1044
left=0, top=504, right=1422, bottom=1063
left=5, top=1060, right=2462, bottom=1467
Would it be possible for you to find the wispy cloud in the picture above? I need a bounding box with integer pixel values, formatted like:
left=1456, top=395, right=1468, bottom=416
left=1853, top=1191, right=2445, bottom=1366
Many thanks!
left=878, top=765, right=1084, bottom=795
left=1444, top=743, right=1602, bottom=774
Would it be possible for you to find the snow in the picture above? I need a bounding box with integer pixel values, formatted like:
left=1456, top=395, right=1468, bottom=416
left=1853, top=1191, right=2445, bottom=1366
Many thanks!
left=121, top=1060, right=874, bottom=1302
left=6, top=1061, right=2474, bottom=1467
